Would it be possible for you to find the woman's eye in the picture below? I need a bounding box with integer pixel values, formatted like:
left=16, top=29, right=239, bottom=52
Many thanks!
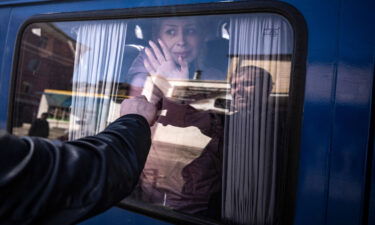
left=185, top=28, right=197, bottom=35
left=166, top=29, right=176, bottom=36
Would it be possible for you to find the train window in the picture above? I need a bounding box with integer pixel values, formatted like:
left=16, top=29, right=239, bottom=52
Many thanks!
left=12, top=12, right=294, bottom=224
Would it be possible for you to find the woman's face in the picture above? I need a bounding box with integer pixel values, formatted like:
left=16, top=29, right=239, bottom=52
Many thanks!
left=158, top=18, right=203, bottom=64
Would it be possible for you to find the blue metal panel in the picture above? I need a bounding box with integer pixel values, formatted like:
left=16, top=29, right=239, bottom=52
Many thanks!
left=78, top=207, right=170, bottom=225
left=290, top=0, right=375, bottom=225
left=1, top=0, right=373, bottom=224
left=0, top=0, right=53, bottom=6
left=288, top=0, right=340, bottom=224
left=0, top=8, right=12, bottom=129
left=369, top=131, right=375, bottom=225
left=327, top=0, right=375, bottom=224
left=0, top=0, right=222, bottom=6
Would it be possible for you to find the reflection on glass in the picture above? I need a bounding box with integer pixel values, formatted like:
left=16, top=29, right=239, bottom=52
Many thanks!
left=12, top=13, right=293, bottom=224
left=69, top=21, right=127, bottom=140
left=13, top=22, right=75, bottom=139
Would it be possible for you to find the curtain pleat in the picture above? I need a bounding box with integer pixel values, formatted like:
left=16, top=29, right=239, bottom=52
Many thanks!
left=69, top=21, right=127, bottom=139
left=222, top=14, right=293, bottom=225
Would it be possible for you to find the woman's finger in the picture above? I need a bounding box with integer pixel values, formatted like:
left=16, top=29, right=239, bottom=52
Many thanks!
left=149, top=40, right=165, bottom=63
left=178, top=56, right=189, bottom=78
left=145, top=47, right=159, bottom=69
left=158, top=39, right=173, bottom=61
left=144, top=58, right=156, bottom=75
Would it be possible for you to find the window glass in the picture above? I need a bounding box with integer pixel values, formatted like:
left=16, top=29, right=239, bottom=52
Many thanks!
left=12, top=13, right=293, bottom=224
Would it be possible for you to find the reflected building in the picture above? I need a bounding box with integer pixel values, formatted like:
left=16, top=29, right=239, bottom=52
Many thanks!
left=14, top=23, right=75, bottom=126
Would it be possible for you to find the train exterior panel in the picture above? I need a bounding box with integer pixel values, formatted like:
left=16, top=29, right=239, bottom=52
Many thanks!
left=0, top=0, right=374, bottom=224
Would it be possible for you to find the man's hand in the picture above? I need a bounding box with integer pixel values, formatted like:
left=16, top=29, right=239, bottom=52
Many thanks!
left=120, top=96, right=157, bottom=126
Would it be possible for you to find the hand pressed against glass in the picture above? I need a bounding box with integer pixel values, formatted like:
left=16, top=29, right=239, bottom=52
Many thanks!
left=144, top=39, right=188, bottom=79
left=143, top=18, right=203, bottom=79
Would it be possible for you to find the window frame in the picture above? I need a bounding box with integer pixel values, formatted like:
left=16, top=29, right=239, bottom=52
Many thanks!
left=9, top=1, right=307, bottom=224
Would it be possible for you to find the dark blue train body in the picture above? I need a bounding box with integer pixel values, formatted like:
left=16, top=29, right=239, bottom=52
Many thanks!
left=0, top=0, right=374, bottom=224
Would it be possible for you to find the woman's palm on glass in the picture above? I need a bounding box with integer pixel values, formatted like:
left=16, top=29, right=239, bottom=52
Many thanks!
left=144, top=39, right=188, bottom=80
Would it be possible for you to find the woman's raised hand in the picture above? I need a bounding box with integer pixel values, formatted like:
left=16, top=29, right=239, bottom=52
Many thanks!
left=143, top=39, right=188, bottom=79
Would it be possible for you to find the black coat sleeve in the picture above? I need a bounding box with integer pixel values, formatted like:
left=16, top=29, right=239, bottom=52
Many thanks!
left=0, top=114, right=151, bottom=225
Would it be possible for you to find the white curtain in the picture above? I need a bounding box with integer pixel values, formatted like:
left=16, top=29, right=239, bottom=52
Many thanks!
left=223, top=14, right=293, bottom=224
left=69, top=21, right=127, bottom=140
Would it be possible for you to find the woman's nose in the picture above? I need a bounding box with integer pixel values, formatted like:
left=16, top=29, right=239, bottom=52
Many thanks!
left=175, top=32, right=187, bottom=46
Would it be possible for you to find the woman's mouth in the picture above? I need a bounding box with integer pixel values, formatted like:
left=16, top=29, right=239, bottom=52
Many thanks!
left=173, top=51, right=191, bottom=59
